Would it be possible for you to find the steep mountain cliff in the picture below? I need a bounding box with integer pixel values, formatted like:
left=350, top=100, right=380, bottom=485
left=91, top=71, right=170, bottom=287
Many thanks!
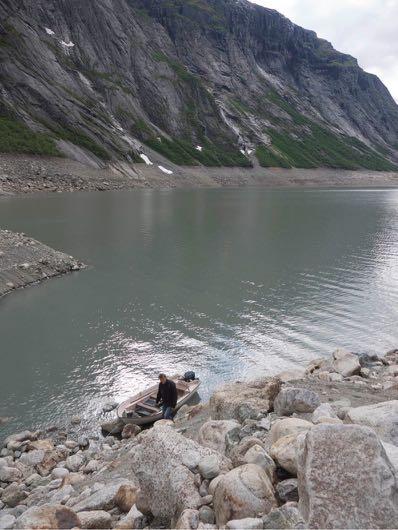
left=1, top=0, right=398, bottom=171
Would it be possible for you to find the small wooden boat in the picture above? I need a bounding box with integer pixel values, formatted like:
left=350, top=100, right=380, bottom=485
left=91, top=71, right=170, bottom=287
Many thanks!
left=117, top=376, right=201, bottom=426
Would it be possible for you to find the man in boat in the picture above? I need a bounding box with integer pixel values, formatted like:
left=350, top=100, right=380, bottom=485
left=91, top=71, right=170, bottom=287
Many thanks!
left=156, top=373, right=177, bottom=420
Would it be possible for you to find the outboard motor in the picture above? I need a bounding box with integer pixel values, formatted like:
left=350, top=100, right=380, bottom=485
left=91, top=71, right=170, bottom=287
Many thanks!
left=183, top=371, right=196, bottom=382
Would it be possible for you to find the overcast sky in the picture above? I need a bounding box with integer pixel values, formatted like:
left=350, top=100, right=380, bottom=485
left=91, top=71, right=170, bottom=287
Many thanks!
left=250, top=0, right=398, bottom=102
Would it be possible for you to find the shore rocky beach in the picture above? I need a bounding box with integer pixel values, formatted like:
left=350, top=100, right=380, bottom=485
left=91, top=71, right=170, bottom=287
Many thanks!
left=1, top=348, right=398, bottom=529
left=0, top=229, right=84, bottom=298
left=1, top=155, right=398, bottom=197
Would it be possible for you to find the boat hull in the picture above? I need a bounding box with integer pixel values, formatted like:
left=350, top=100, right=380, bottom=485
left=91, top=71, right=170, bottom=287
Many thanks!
left=117, top=378, right=200, bottom=426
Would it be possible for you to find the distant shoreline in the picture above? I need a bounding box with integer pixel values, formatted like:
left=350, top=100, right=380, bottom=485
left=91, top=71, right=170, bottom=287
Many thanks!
left=1, top=154, right=398, bottom=197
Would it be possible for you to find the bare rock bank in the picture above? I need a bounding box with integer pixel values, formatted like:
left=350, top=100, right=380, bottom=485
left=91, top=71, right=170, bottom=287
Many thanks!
left=1, top=348, right=398, bottom=529
left=1, top=155, right=398, bottom=197
left=0, top=229, right=84, bottom=298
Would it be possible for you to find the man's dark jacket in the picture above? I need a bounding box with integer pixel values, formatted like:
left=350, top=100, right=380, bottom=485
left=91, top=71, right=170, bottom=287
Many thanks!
left=156, top=379, right=177, bottom=408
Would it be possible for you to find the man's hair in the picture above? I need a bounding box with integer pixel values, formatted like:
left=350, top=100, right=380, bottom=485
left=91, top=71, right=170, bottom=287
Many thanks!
left=158, top=373, right=166, bottom=379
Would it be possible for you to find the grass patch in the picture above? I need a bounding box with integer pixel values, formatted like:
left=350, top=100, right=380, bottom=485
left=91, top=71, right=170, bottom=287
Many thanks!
left=256, top=145, right=291, bottom=168
left=266, top=91, right=309, bottom=125
left=0, top=116, right=60, bottom=156
left=258, top=126, right=398, bottom=171
left=152, top=52, right=197, bottom=83
left=145, top=136, right=252, bottom=167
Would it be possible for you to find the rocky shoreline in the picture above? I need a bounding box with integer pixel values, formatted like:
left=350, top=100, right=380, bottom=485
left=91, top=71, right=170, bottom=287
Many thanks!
left=1, top=155, right=398, bottom=197
left=0, top=229, right=85, bottom=298
left=0, top=348, right=398, bottom=529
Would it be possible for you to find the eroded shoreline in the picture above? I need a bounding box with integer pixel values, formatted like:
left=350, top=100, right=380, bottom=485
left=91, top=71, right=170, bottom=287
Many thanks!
left=0, top=229, right=85, bottom=298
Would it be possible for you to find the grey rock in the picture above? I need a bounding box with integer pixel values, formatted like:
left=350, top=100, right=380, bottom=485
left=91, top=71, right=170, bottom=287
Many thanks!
left=19, top=449, right=45, bottom=467
left=262, top=502, right=305, bottom=529
left=15, top=504, right=80, bottom=529
left=65, top=452, right=85, bottom=472
left=100, top=418, right=125, bottom=435
left=78, top=510, right=112, bottom=529
left=276, top=478, right=299, bottom=502
left=331, top=348, right=361, bottom=377
left=51, top=467, right=70, bottom=480
left=274, top=387, right=321, bottom=416
left=0, top=513, right=16, bottom=529
left=116, top=504, right=147, bottom=529
left=213, top=464, right=277, bottom=527
left=270, top=418, right=313, bottom=444
left=0, top=466, right=22, bottom=483
left=1, top=483, right=28, bottom=507
left=345, top=400, right=398, bottom=445
left=199, top=506, right=215, bottom=525
left=297, top=424, right=398, bottom=528
left=130, top=424, right=230, bottom=525
left=102, top=401, right=119, bottom=413
left=270, top=434, right=300, bottom=476
left=210, top=379, right=281, bottom=422
left=73, top=481, right=135, bottom=512
left=198, top=455, right=220, bottom=480
left=198, top=420, right=241, bottom=455
left=226, top=518, right=263, bottom=529
left=175, top=509, right=200, bottom=530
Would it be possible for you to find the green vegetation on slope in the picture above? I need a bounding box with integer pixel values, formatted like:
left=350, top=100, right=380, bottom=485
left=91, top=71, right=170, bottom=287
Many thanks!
left=257, top=90, right=398, bottom=171
left=0, top=116, right=60, bottom=156
left=145, top=136, right=252, bottom=167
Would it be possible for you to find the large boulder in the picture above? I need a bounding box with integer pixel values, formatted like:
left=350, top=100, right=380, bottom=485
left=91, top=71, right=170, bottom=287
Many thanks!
left=198, top=420, right=241, bottom=455
left=213, top=464, right=277, bottom=527
left=273, top=388, right=321, bottom=416
left=15, top=504, right=80, bottom=529
left=270, top=435, right=299, bottom=476
left=210, top=378, right=281, bottom=421
left=345, top=400, right=398, bottom=445
left=270, top=418, right=313, bottom=444
left=297, top=424, right=398, bottom=528
left=331, top=348, right=360, bottom=377
left=130, top=424, right=230, bottom=525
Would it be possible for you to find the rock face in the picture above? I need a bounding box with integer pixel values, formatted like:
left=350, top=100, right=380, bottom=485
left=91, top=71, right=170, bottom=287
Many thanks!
left=345, top=400, right=398, bottom=445
left=297, top=424, right=398, bottom=529
left=210, top=378, right=281, bottom=421
left=0, top=0, right=397, bottom=172
left=16, top=504, right=80, bottom=529
left=213, top=464, right=277, bottom=527
left=273, top=388, right=321, bottom=416
left=130, top=425, right=230, bottom=525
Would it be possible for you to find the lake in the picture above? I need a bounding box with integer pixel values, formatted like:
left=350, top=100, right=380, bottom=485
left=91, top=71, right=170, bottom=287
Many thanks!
left=1, top=187, right=398, bottom=438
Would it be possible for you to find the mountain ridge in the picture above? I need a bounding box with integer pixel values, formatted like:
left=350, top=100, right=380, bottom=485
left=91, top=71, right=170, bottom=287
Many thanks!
left=0, top=0, right=397, bottom=172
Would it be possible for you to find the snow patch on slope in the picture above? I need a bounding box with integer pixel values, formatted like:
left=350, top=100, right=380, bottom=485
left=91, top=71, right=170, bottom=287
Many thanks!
left=140, top=154, right=153, bottom=165
left=158, top=165, right=173, bottom=175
